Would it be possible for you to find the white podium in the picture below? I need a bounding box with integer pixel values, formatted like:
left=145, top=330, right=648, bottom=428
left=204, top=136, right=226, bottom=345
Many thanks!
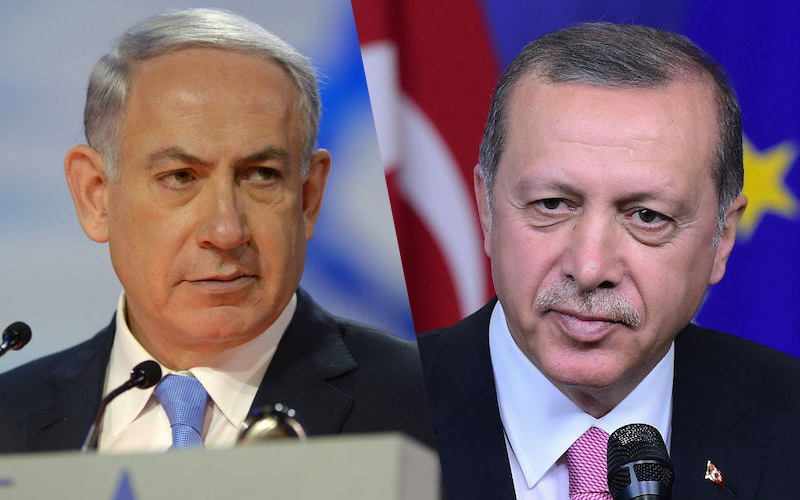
left=0, top=433, right=440, bottom=499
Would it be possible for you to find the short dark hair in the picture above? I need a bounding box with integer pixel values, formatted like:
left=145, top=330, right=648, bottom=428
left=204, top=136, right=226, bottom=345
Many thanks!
left=478, top=22, right=743, bottom=234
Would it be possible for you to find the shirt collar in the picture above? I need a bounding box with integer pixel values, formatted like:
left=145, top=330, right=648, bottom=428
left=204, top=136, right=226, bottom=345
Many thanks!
left=489, top=300, right=674, bottom=490
left=105, top=290, right=296, bottom=439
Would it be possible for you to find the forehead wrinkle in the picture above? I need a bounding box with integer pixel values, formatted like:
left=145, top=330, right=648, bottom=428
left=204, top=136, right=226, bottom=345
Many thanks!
left=147, top=146, right=213, bottom=167
left=235, top=145, right=290, bottom=167
left=518, top=179, right=584, bottom=197
left=553, top=137, right=664, bottom=148
left=146, top=144, right=292, bottom=171
left=504, top=169, right=584, bottom=203
left=548, top=137, right=669, bottom=166
left=614, top=189, right=688, bottom=212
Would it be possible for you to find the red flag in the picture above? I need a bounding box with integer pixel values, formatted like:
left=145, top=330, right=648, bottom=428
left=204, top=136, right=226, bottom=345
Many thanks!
left=353, top=0, right=498, bottom=332
left=705, top=460, right=725, bottom=489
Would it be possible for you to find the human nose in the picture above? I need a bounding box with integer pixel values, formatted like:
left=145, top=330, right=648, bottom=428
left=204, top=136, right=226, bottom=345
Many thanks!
left=560, top=211, right=624, bottom=292
left=196, top=180, right=250, bottom=251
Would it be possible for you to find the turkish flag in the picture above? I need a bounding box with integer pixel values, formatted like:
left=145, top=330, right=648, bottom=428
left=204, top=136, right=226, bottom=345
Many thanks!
left=353, top=0, right=498, bottom=332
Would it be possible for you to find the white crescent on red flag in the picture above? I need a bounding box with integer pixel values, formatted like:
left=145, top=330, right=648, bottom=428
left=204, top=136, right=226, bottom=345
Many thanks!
left=353, top=0, right=498, bottom=332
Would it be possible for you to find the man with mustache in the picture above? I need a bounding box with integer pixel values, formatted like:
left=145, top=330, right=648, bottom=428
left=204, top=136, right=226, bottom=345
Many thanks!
left=418, top=23, right=800, bottom=498
left=0, top=9, right=432, bottom=453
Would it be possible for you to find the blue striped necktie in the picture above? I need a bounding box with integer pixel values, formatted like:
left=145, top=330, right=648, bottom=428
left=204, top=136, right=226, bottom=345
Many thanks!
left=154, top=374, right=208, bottom=449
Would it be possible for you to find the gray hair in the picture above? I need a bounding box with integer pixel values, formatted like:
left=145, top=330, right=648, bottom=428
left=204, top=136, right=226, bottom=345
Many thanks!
left=479, top=22, right=743, bottom=237
left=84, top=8, right=321, bottom=179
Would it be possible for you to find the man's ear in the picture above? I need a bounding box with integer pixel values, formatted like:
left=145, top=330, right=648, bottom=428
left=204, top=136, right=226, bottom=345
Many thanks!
left=301, top=148, right=331, bottom=241
left=474, top=165, right=492, bottom=257
left=710, top=194, right=747, bottom=285
left=64, top=145, right=110, bottom=243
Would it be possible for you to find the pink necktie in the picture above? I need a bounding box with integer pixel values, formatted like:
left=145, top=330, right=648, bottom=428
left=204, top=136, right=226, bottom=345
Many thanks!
left=567, top=427, right=613, bottom=500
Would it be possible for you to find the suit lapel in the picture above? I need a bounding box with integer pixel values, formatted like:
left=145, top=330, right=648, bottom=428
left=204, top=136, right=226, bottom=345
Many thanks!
left=251, top=289, right=358, bottom=435
left=671, top=325, right=761, bottom=498
left=428, top=315, right=770, bottom=498
left=24, top=292, right=358, bottom=449
left=423, top=299, right=516, bottom=500
left=24, top=322, right=114, bottom=451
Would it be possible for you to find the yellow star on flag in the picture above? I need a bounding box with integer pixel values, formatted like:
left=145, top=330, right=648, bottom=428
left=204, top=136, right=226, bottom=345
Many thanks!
left=738, top=137, right=799, bottom=239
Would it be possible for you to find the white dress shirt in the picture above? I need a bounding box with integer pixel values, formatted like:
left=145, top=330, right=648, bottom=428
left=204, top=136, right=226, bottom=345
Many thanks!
left=489, top=301, right=674, bottom=500
left=98, top=290, right=296, bottom=453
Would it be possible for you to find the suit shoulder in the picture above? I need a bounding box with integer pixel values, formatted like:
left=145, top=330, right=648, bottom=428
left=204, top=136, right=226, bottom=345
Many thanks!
left=0, top=324, right=112, bottom=435
left=417, top=299, right=496, bottom=371
left=334, top=316, right=421, bottom=370
left=417, top=326, right=449, bottom=373
left=417, top=325, right=446, bottom=349
left=294, top=288, right=420, bottom=367
left=674, top=324, right=800, bottom=495
left=677, top=324, right=800, bottom=401
left=319, top=314, right=435, bottom=447
left=0, top=328, right=110, bottom=392
left=678, top=324, right=800, bottom=375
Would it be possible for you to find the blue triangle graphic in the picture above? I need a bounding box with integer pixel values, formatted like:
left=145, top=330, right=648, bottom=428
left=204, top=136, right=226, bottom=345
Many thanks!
left=112, top=470, right=136, bottom=500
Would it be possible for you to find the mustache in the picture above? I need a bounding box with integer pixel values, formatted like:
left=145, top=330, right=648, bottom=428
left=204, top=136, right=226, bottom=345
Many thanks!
left=535, top=279, right=642, bottom=328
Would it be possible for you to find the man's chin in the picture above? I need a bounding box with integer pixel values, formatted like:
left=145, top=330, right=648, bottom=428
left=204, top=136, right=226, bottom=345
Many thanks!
left=558, top=374, right=622, bottom=393
left=539, top=367, right=627, bottom=417
left=539, top=353, right=627, bottom=393
left=169, top=308, right=269, bottom=343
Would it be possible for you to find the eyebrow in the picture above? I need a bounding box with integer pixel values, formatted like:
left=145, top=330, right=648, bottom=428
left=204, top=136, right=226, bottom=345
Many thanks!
left=515, top=178, right=686, bottom=209
left=615, top=190, right=686, bottom=212
left=147, top=146, right=291, bottom=168
left=514, top=179, right=583, bottom=198
left=235, top=146, right=290, bottom=167
left=148, top=147, right=212, bottom=167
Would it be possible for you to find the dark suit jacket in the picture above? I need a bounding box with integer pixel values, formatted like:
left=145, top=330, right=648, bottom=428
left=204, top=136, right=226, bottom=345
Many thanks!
left=419, top=298, right=800, bottom=499
left=0, top=288, right=435, bottom=453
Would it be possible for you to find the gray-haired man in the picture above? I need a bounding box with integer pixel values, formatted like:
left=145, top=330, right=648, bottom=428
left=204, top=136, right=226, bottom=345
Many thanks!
left=419, top=22, right=800, bottom=499
left=0, top=8, right=432, bottom=453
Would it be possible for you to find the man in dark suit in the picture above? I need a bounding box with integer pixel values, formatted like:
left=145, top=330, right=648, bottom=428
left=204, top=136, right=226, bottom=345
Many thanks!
left=419, top=23, right=800, bottom=499
left=0, top=9, right=432, bottom=453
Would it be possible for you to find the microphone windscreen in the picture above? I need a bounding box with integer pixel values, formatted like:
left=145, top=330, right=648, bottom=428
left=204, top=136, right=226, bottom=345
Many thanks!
left=3, top=322, right=31, bottom=350
left=607, top=423, right=673, bottom=498
left=131, top=360, right=162, bottom=388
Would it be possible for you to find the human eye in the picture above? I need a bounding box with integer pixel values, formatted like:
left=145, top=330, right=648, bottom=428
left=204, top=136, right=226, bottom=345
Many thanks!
left=526, top=198, right=575, bottom=227
left=624, top=207, right=676, bottom=244
left=157, top=170, right=197, bottom=190
left=538, top=198, right=566, bottom=211
left=532, top=198, right=573, bottom=212
left=631, top=208, right=670, bottom=225
left=241, top=167, right=280, bottom=185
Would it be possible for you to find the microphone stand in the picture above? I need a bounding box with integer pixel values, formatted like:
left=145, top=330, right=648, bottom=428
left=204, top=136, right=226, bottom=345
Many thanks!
left=81, top=360, right=162, bottom=452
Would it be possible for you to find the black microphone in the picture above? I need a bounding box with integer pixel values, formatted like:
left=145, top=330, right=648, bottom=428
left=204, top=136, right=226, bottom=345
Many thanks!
left=607, top=423, right=674, bottom=499
left=81, top=360, right=162, bottom=452
left=0, top=322, right=32, bottom=358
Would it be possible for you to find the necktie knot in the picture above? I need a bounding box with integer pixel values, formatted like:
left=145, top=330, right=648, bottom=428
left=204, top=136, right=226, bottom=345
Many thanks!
left=567, top=426, right=613, bottom=500
left=154, top=374, right=208, bottom=450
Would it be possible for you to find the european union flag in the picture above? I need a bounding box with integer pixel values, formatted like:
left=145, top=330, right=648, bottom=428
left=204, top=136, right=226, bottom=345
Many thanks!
left=685, top=2, right=800, bottom=357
